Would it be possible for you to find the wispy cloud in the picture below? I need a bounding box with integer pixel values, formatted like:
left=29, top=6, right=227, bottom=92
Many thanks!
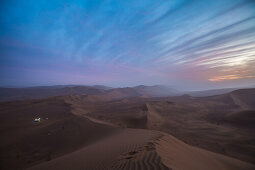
left=0, top=0, right=255, bottom=89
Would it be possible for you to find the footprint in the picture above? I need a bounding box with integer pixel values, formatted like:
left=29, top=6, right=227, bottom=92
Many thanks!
left=128, top=151, right=138, bottom=155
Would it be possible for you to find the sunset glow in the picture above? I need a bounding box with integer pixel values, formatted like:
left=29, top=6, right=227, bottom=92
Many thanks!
left=208, top=75, right=242, bottom=82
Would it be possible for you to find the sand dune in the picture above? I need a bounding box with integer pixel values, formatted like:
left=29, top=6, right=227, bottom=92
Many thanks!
left=0, top=98, right=118, bottom=170
left=144, top=95, right=255, bottom=163
left=27, top=129, right=167, bottom=170
left=230, top=88, right=255, bottom=108
left=134, top=85, right=181, bottom=97
left=28, top=129, right=255, bottom=170
left=146, top=103, right=164, bottom=128
left=188, top=88, right=237, bottom=97
left=1, top=88, right=255, bottom=170
left=157, top=134, right=255, bottom=170
left=68, top=90, right=255, bottom=164
left=225, top=110, right=255, bottom=126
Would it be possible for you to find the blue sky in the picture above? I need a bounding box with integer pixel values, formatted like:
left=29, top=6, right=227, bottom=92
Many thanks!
left=0, top=0, right=255, bottom=90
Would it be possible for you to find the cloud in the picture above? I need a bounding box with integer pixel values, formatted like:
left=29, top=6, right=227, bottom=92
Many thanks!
left=0, top=0, right=255, bottom=89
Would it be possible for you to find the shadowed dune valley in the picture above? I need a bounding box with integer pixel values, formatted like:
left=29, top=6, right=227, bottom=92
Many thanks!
left=1, top=0, right=255, bottom=169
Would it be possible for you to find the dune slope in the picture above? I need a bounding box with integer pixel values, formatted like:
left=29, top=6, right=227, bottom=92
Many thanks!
left=28, top=129, right=255, bottom=170
left=27, top=129, right=169, bottom=170
left=0, top=98, right=117, bottom=170
left=157, top=134, right=255, bottom=170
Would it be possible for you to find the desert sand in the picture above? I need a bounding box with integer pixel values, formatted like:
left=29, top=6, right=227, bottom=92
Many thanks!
left=27, top=129, right=255, bottom=170
left=157, top=133, right=254, bottom=170
left=0, top=87, right=254, bottom=170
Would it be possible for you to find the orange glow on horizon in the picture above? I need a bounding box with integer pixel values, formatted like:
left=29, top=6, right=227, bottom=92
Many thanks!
left=208, top=75, right=241, bottom=82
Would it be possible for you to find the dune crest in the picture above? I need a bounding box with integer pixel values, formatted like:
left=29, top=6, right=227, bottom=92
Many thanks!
left=27, top=129, right=169, bottom=170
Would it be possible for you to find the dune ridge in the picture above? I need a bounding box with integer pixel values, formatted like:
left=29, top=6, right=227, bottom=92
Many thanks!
left=27, top=129, right=170, bottom=170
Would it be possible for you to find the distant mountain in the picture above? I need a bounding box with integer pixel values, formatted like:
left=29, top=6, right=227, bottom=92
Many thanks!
left=4, top=84, right=249, bottom=102
left=25, top=85, right=112, bottom=90
left=103, top=87, right=141, bottom=99
left=0, top=85, right=182, bottom=102
left=134, top=85, right=181, bottom=97
left=101, top=85, right=181, bottom=100
left=0, top=85, right=105, bottom=101
left=91, top=85, right=112, bottom=90
left=188, top=88, right=237, bottom=97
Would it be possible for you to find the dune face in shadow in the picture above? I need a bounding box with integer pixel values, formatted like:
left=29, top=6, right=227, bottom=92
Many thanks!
left=0, top=87, right=254, bottom=170
left=225, top=110, right=255, bottom=126
left=0, top=98, right=117, bottom=170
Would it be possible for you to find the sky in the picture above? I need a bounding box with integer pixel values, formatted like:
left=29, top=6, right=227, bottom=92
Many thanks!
left=0, top=0, right=255, bottom=90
